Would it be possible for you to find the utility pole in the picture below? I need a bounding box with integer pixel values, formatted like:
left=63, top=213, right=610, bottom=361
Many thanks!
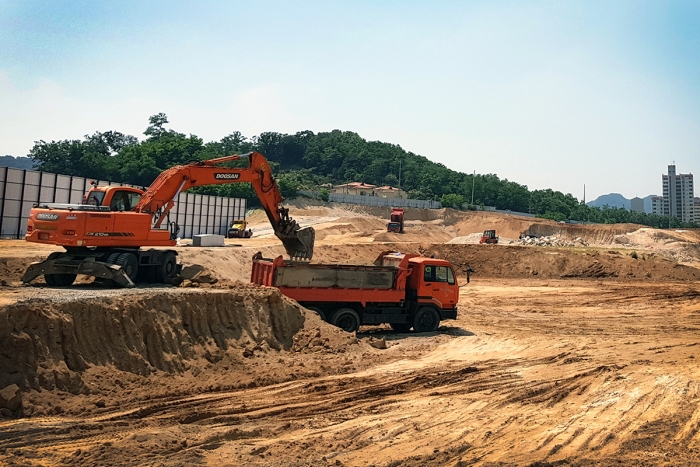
left=398, top=161, right=402, bottom=198
left=471, top=170, right=475, bottom=205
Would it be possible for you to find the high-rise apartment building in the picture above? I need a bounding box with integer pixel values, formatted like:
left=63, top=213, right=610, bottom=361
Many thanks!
left=695, top=197, right=700, bottom=224
left=630, top=197, right=644, bottom=213
left=651, top=165, right=694, bottom=223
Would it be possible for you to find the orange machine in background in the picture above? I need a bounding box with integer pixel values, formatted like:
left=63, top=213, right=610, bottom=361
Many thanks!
left=386, top=208, right=404, bottom=233
left=480, top=230, right=499, bottom=244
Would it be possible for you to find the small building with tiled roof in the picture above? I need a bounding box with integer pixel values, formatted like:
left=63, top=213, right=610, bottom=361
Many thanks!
left=332, top=182, right=406, bottom=198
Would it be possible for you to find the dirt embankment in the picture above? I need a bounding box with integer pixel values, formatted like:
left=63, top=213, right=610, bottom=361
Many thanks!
left=422, top=244, right=700, bottom=281
left=0, top=288, right=307, bottom=394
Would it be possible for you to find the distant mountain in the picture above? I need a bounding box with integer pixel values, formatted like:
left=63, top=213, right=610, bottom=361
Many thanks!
left=0, top=155, right=34, bottom=170
left=586, top=193, right=655, bottom=213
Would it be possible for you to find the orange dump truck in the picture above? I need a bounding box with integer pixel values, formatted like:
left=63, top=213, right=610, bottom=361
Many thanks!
left=251, top=251, right=461, bottom=333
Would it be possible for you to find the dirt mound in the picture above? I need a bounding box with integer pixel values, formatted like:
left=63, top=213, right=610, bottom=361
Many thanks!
left=0, top=287, right=306, bottom=393
left=421, top=244, right=700, bottom=281
left=0, top=255, right=46, bottom=285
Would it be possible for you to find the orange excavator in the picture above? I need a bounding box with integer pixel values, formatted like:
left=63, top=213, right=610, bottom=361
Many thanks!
left=21, top=152, right=315, bottom=287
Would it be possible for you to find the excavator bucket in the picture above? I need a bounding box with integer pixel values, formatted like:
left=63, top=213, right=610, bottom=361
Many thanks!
left=277, top=226, right=315, bottom=261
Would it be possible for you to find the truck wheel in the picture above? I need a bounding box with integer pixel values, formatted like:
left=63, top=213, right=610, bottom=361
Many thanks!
left=154, top=252, right=178, bottom=283
left=390, top=323, right=412, bottom=333
left=413, top=307, right=440, bottom=333
left=44, top=273, right=76, bottom=287
left=306, top=306, right=326, bottom=321
left=330, top=308, right=360, bottom=333
left=116, top=253, right=139, bottom=282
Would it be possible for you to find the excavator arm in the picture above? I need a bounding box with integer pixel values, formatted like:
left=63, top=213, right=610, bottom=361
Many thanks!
left=133, top=152, right=314, bottom=260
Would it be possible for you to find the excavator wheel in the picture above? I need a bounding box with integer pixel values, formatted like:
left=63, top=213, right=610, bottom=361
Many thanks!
left=44, top=273, right=77, bottom=287
left=42, top=252, right=77, bottom=286
left=115, top=253, right=139, bottom=282
left=106, top=253, right=121, bottom=264
left=154, top=252, right=178, bottom=283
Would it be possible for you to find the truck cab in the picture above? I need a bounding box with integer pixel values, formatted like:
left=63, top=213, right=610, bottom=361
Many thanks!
left=387, top=208, right=404, bottom=233
left=407, top=257, right=459, bottom=318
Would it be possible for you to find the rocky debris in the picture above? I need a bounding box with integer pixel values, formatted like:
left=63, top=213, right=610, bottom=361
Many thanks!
left=368, top=337, right=388, bottom=350
left=243, top=341, right=271, bottom=358
left=177, top=265, right=219, bottom=286
left=292, top=328, right=332, bottom=352
left=518, top=235, right=588, bottom=248
left=292, top=314, right=362, bottom=354
left=0, top=384, right=22, bottom=413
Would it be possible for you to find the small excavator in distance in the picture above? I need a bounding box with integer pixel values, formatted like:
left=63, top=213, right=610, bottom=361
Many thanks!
left=22, top=152, right=315, bottom=287
left=480, top=230, right=499, bottom=244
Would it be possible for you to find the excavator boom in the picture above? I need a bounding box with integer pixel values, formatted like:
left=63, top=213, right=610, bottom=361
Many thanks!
left=131, top=152, right=313, bottom=259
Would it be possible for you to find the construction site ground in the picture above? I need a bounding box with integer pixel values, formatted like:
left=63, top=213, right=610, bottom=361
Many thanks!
left=1, top=203, right=700, bottom=466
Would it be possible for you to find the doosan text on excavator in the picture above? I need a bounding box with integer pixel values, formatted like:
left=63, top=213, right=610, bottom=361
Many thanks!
left=21, top=152, right=315, bottom=287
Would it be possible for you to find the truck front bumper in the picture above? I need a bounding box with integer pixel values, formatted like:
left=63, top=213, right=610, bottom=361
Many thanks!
left=440, top=307, right=458, bottom=320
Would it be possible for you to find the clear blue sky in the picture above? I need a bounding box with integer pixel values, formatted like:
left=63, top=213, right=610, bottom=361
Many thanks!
left=1, top=0, right=699, bottom=200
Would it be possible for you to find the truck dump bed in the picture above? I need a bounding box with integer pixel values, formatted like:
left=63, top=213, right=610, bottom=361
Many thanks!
left=274, top=263, right=395, bottom=289
left=250, top=251, right=416, bottom=306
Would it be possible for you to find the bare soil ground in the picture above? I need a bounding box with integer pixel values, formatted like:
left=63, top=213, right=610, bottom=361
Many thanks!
left=1, top=205, right=699, bottom=466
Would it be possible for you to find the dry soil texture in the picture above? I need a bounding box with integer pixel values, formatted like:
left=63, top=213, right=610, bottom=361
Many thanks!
left=1, top=206, right=700, bottom=467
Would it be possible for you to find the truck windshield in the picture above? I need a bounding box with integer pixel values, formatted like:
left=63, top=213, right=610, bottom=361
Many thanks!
left=424, top=265, right=455, bottom=285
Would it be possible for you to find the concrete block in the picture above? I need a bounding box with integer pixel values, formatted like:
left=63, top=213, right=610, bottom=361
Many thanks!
left=192, top=234, right=225, bottom=247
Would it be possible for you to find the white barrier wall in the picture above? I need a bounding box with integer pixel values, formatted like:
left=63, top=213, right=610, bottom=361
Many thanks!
left=0, top=167, right=246, bottom=239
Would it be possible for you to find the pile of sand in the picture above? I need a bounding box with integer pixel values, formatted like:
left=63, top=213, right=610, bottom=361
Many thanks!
left=0, top=286, right=307, bottom=393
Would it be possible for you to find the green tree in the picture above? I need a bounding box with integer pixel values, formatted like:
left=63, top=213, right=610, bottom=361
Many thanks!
left=144, top=113, right=169, bottom=138
left=440, top=194, right=465, bottom=209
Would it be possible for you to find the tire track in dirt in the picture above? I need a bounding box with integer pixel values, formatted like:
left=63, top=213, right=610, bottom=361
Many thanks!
left=3, top=280, right=700, bottom=466
left=5, top=334, right=697, bottom=466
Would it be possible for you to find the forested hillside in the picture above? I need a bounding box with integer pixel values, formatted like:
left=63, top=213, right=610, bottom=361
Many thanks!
left=25, top=114, right=696, bottom=228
